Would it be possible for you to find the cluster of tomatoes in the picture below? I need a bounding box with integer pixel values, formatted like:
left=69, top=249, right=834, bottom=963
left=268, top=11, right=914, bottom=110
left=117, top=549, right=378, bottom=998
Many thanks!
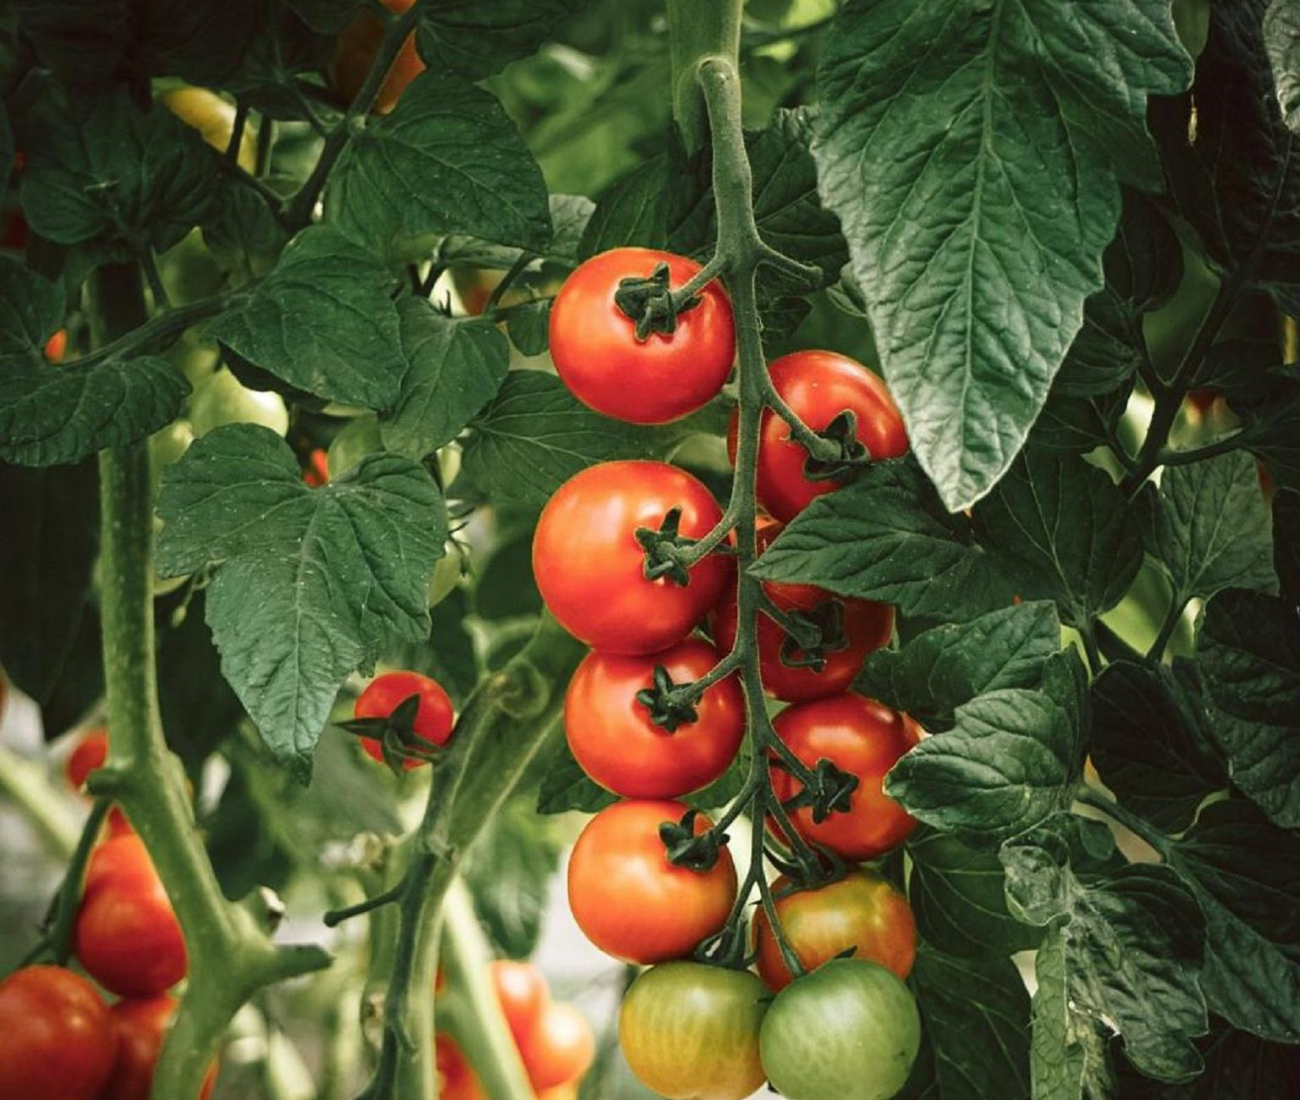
left=530, top=249, right=924, bottom=1099
left=436, top=961, right=594, bottom=1100
left=0, top=731, right=211, bottom=1100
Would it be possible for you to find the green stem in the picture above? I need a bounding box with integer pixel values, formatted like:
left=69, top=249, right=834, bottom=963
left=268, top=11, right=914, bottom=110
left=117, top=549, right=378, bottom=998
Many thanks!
left=1076, top=786, right=1171, bottom=856
left=666, top=0, right=742, bottom=155
left=1158, top=432, right=1246, bottom=468
left=1147, top=595, right=1187, bottom=663
left=50, top=800, right=111, bottom=965
left=0, top=745, right=80, bottom=856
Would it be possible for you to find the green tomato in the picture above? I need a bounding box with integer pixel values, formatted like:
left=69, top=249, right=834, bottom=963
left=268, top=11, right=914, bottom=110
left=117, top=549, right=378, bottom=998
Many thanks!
left=618, top=962, right=768, bottom=1100
left=327, top=415, right=384, bottom=479
left=190, top=367, right=289, bottom=437
left=759, top=959, right=920, bottom=1100
left=428, top=549, right=463, bottom=608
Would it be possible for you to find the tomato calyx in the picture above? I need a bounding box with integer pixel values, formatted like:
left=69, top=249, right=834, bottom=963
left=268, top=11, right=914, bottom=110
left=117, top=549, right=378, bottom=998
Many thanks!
left=770, top=600, right=850, bottom=672
left=659, top=809, right=727, bottom=872
left=635, top=507, right=701, bottom=585
left=778, top=757, right=860, bottom=823
left=338, top=693, right=442, bottom=773
left=800, top=409, right=872, bottom=482
left=613, top=262, right=702, bottom=340
left=633, top=664, right=701, bottom=732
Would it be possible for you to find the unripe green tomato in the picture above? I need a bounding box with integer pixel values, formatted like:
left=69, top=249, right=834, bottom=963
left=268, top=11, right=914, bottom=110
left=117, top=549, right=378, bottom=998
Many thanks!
left=759, top=959, right=920, bottom=1100
left=327, top=415, right=384, bottom=479
left=190, top=368, right=289, bottom=437
left=438, top=444, right=461, bottom=487
left=428, top=548, right=463, bottom=607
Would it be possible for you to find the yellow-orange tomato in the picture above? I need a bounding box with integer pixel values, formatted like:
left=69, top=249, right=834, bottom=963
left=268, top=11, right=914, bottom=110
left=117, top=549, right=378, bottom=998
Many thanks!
left=330, top=0, right=425, bottom=114
left=161, top=87, right=257, bottom=173
left=43, top=329, right=67, bottom=362
left=435, top=1035, right=486, bottom=1100
left=517, top=1003, right=595, bottom=1093
left=488, top=960, right=548, bottom=1048
left=752, top=873, right=917, bottom=991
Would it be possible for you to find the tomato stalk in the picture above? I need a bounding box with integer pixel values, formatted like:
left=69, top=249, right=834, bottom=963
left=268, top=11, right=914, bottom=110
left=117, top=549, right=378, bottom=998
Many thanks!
left=89, top=265, right=330, bottom=1100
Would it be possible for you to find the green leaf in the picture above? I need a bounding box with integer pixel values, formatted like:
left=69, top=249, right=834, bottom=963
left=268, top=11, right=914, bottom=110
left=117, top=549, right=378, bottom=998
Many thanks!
left=18, top=0, right=130, bottom=86
left=156, top=425, right=446, bottom=781
left=207, top=226, right=407, bottom=408
left=137, top=0, right=258, bottom=85
left=329, top=74, right=551, bottom=253
left=443, top=193, right=594, bottom=270
left=1030, top=386, right=1133, bottom=457
left=1267, top=0, right=1300, bottom=133
left=1115, top=1026, right=1300, bottom=1099
left=282, top=0, right=360, bottom=35
left=1090, top=662, right=1225, bottom=833
left=384, top=587, right=481, bottom=707
left=974, top=448, right=1143, bottom=630
left=1002, top=816, right=1208, bottom=1082
left=201, top=182, right=289, bottom=283
left=0, top=461, right=98, bottom=704
left=860, top=601, right=1062, bottom=731
left=380, top=298, right=510, bottom=460
left=885, top=652, right=1087, bottom=842
left=472, top=530, right=542, bottom=622
left=905, top=827, right=1041, bottom=957
left=813, top=0, right=1191, bottom=510
left=578, top=151, right=672, bottom=259
left=19, top=86, right=217, bottom=252
left=504, top=299, right=551, bottom=357
left=536, top=737, right=617, bottom=815
left=459, top=370, right=697, bottom=511
left=1195, top=588, right=1300, bottom=829
left=1141, top=452, right=1277, bottom=610
left=898, top=946, right=1031, bottom=1100
left=752, top=457, right=1017, bottom=622
left=461, top=796, right=563, bottom=958
left=414, top=0, right=587, bottom=80
left=1031, top=929, right=1115, bottom=1100
left=1168, top=799, right=1300, bottom=1043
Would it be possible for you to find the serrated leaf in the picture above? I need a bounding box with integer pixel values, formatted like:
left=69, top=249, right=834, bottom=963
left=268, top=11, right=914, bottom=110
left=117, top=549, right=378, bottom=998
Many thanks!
left=885, top=653, right=1087, bottom=841
left=752, top=457, right=1017, bottom=622
left=974, top=448, right=1143, bottom=630
left=1002, top=816, right=1208, bottom=1082
left=329, top=73, right=551, bottom=253
left=1168, top=799, right=1300, bottom=1043
left=380, top=297, right=510, bottom=459
left=906, top=827, right=1041, bottom=957
left=536, top=737, right=617, bottom=815
left=578, top=152, right=672, bottom=259
left=860, top=601, right=1061, bottom=731
left=813, top=0, right=1191, bottom=510
left=1141, top=452, right=1277, bottom=611
left=201, top=181, right=289, bottom=283
left=1196, top=588, right=1300, bottom=829
left=1091, top=662, right=1225, bottom=833
left=504, top=299, right=550, bottom=357
left=459, top=370, right=697, bottom=511
left=207, top=225, right=406, bottom=408
left=156, top=424, right=446, bottom=781
left=19, top=85, right=217, bottom=252
left=414, top=0, right=586, bottom=80
left=1030, top=386, right=1133, bottom=457
left=442, top=194, right=594, bottom=270
left=1267, top=0, right=1300, bottom=132
left=1031, top=930, right=1115, bottom=1100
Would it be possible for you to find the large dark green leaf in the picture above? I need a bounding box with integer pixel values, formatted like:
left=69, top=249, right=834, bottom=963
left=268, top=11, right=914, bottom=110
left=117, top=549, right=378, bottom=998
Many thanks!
left=1116, top=1026, right=1300, bottom=1099
left=1031, top=929, right=1115, bottom=1100
left=1267, top=0, right=1300, bottom=132
left=813, top=0, right=1191, bottom=510
left=535, top=737, right=617, bottom=815
left=156, top=425, right=446, bottom=781
left=415, top=0, right=587, bottom=80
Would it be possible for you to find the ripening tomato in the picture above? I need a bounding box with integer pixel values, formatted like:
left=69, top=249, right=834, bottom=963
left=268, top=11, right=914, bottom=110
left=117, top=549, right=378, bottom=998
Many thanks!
left=435, top=1034, right=486, bottom=1100
left=565, top=640, right=744, bottom=798
left=769, top=694, right=919, bottom=862
left=43, top=329, right=67, bottom=362
left=161, top=87, right=257, bottom=173
left=619, top=962, right=767, bottom=1100
left=712, top=521, right=892, bottom=702
left=533, top=461, right=733, bottom=654
left=760, top=959, right=920, bottom=1100
left=731, top=350, right=907, bottom=522
left=354, top=670, right=455, bottom=769
left=76, top=837, right=187, bottom=997
left=301, top=448, right=330, bottom=487
left=0, top=966, right=118, bottom=1100
left=100, top=996, right=217, bottom=1100
left=567, top=800, right=736, bottom=964
left=488, top=960, right=548, bottom=1049
left=517, top=1003, right=595, bottom=1093
left=752, top=872, right=916, bottom=991
left=549, top=248, right=735, bottom=424
left=65, top=729, right=132, bottom=836
left=331, top=0, right=425, bottom=114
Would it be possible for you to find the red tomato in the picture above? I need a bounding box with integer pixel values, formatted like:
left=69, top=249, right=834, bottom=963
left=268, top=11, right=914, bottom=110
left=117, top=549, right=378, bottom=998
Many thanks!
left=731, top=350, right=908, bottom=522
left=301, top=447, right=330, bottom=487
left=65, top=729, right=132, bottom=835
left=549, top=248, right=735, bottom=424
left=567, top=800, right=736, bottom=964
left=712, top=521, right=891, bottom=702
left=517, top=1003, right=595, bottom=1093
left=354, top=670, right=455, bottom=769
left=330, top=0, right=425, bottom=114
left=43, top=329, right=67, bottom=363
left=435, top=1034, right=486, bottom=1100
left=488, top=960, right=548, bottom=1048
left=76, top=837, right=187, bottom=997
left=565, top=640, right=744, bottom=798
left=769, top=694, right=919, bottom=862
left=533, top=461, right=733, bottom=654
left=100, top=996, right=217, bottom=1100
left=0, top=966, right=117, bottom=1100
left=752, top=872, right=916, bottom=991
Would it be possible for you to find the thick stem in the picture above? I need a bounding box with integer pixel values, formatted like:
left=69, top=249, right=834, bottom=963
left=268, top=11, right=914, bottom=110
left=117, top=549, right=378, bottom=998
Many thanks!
left=665, top=0, right=743, bottom=154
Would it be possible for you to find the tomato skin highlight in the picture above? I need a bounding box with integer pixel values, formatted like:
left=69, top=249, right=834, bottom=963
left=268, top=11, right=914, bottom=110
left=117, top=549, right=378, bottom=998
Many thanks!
left=517, top=1003, right=595, bottom=1092
left=549, top=248, right=735, bottom=424
left=0, top=966, right=118, bottom=1100
left=487, top=960, right=548, bottom=1049
left=753, top=873, right=916, bottom=991
left=760, top=959, right=921, bottom=1100
left=99, top=996, right=217, bottom=1100
left=354, top=670, right=455, bottom=769
left=330, top=0, right=425, bottom=114
left=565, top=640, right=744, bottom=798
left=567, top=800, right=736, bottom=964
left=618, top=962, right=768, bottom=1100
left=769, top=694, right=919, bottom=862
left=730, top=350, right=907, bottom=522
left=533, top=461, right=733, bottom=655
